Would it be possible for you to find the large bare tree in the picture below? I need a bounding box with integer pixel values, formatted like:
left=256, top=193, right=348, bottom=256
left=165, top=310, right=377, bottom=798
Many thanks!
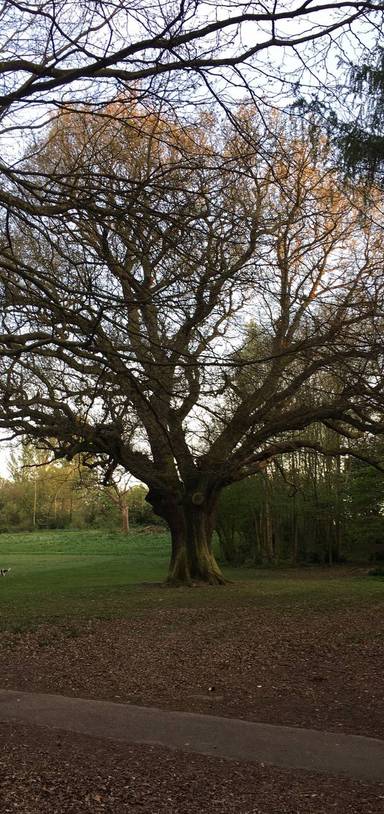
left=1, top=108, right=383, bottom=583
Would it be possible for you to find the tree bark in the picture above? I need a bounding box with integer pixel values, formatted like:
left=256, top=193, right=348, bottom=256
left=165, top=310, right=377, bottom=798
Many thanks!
left=147, top=488, right=226, bottom=585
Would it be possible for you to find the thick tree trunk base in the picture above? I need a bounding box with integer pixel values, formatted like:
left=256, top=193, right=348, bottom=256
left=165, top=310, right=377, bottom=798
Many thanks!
left=148, top=488, right=226, bottom=586
left=166, top=545, right=227, bottom=586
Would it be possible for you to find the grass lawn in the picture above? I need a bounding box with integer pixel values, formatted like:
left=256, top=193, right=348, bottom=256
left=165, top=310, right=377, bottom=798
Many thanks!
left=0, top=528, right=383, bottom=631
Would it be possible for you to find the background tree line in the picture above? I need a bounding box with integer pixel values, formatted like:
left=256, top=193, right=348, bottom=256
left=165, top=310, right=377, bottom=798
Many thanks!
left=217, top=432, right=384, bottom=566
left=0, top=445, right=157, bottom=533
left=2, top=436, right=383, bottom=569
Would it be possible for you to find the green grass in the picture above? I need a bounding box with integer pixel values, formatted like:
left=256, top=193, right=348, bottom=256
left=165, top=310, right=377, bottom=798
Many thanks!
left=0, top=529, right=383, bottom=631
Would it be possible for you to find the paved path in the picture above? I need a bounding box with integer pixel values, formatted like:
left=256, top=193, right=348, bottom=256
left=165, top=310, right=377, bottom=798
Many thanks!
left=0, top=689, right=383, bottom=782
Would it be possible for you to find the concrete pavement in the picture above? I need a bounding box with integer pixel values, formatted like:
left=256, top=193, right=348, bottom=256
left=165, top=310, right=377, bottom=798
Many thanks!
left=0, top=689, right=383, bottom=782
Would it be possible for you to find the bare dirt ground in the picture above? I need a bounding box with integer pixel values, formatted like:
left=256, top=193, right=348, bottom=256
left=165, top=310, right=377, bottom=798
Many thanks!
left=1, top=595, right=384, bottom=811
left=1, top=721, right=384, bottom=813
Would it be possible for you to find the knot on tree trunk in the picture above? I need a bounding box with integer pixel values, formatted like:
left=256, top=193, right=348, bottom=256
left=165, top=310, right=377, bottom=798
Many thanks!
left=191, top=491, right=205, bottom=505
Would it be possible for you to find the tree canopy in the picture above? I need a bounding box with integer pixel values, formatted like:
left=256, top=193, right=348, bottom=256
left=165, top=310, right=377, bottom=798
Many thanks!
left=1, top=1, right=384, bottom=213
left=2, top=1, right=383, bottom=111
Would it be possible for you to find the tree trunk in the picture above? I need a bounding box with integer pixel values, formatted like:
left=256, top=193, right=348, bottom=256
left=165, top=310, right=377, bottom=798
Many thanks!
left=292, top=496, right=299, bottom=563
left=121, top=505, right=129, bottom=534
left=147, top=488, right=226, bottom=585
